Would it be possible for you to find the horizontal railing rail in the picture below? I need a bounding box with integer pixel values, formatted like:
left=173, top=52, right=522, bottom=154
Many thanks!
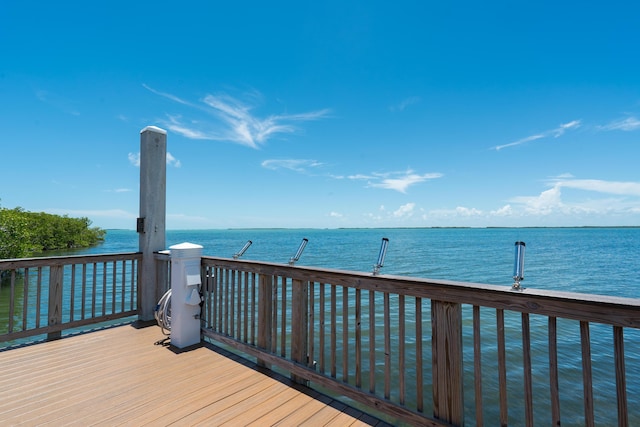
left=0, top=252, right=141, bottom=343
left=200, top=256, right=640, bottom=427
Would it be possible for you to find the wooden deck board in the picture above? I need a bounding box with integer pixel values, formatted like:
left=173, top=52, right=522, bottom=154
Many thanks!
left=0, top=324, right=388, bottom=426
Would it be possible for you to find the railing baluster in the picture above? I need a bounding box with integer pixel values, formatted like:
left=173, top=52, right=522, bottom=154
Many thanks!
left=243, top=271, right=249, bottom=342
left=549, top=316, right=561, bottom=426
left=613, top=325, right=628, bottom=427
left=416, top=297, right=424, bottom=413
left=69, top=265, right=76, bottom=321
left=580, top=321, right=595, bottom=427
left=22, top=268, right=30, bottom=331
left=82, top=263, right=87, bottom=319
left=111, top=261, right=117, bottom=315
left=497, top=308, right=508, bottom=426
left=281, top=277, right=287, bottom=358
left=91, top=263, right=97, bottom=318
left=399, top=294, right=406, bottom=405
left=369, top=289, right=376, bottom=394
left=36, top=267, right=43, bottom=329
left=291, top=278, right=308, bottom=384
left=473, top=305, right=483, bottom=426
left=102, top=261, right=107, bottom=317
left=214, top=266, right=219, bottom=330
left=271, top=276, right=278, bottom=354
left=319, top=283, right=326, bottom=374
left=355, top=287, right=362, bottom=388
left=230, top=269, right=236, bottom=338
left=120, top=260, right=126, bottom=313
left=331, top=284, right=337, bottom=379
left=342, top=286, right=348, bottom=382
left=384, top=292, right=391, bottom=399
left=522, top=312, right=533, bottom=426
left=224, top=268, right=230, bottom=335
left=250, top=272, right=255, bottom=345
left=308, top=281, right=315, bottom=369
left=9, top=270, right=16, bottom=333
left=257, top=273, right=273, bottom=367
left=129, top=260, right=135, bottom=312
left=217, top=268, right=223, bottom=331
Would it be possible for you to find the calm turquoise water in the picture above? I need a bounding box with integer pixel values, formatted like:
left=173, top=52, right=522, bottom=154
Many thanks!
left=52, top=228, right=640, bottom=424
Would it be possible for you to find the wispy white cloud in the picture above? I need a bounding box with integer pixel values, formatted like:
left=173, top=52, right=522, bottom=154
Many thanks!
left=261, top=159, right=323, bottom=173
left=550, top=177, right=640, bottom=196
left=494, top=120, right=581, bottom=151
left=356, top=169, right=443, bottom=193
left=390, top=96, right=421, bottom=112
left=144, top=85, right=330, bottom=149
left=263, top=162, right=440, bottom=193
left=347, top=173, right=374, bottom=180
left=128, top=152, right=181, bottom=168
left=105, top=188, right=132, bottom=193
left=128, top=152, right=140, bottom=167
left=166, top=152, right=181, bottom=168
left=599, top=116, right=640, bottom=131
left=142, top=84, right=194, bottom=107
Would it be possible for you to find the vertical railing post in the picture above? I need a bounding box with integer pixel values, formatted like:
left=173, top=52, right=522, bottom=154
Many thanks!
left=137, top=126, right=167, bottom=321
left=291, top=278, right=309, bottom=384
left=47, top=265, right=63, bottom=340
left=431, top=299, right=464, bottom=426
left=257, top=274, right=273, bottom=368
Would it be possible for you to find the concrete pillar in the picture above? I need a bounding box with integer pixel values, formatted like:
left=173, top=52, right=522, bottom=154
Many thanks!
left=138, top=126, right=167, bottom=321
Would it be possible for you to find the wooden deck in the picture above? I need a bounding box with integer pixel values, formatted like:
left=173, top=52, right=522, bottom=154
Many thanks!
left=0, top=324, right=390, bottom=426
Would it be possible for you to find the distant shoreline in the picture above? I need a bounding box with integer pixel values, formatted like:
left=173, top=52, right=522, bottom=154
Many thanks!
left=105, top=225, right=640, bottom=232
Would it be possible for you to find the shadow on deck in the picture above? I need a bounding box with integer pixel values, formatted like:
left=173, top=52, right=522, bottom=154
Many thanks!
left=0, top=323, right=391, bottom=426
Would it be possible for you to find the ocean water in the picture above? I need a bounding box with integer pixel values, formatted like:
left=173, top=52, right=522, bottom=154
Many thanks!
left=50, top=227, right=640, bottom=423
left=89, top=227, right=640, bottom=298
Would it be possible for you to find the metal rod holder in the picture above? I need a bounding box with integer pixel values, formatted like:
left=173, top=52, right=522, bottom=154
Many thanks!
left=233, top=240, right=252, bottom=259
left=512, top=241, right=526, bottom=290
left=289, top=238, right=308, bottom=265
left=373, top=237, right=389, bottom=275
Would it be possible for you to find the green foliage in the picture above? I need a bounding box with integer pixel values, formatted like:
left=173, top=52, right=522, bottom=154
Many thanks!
left=0, top=204, right=106, bottom=259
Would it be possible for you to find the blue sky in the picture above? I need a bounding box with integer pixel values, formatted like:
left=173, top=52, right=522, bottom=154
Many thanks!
left=2, top=1, right=640, bottom=229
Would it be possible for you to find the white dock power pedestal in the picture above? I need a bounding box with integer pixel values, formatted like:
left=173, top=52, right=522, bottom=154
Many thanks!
left=169, top=242, right=203, bottom=349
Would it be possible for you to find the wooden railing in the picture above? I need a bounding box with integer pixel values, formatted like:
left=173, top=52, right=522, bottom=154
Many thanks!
left=4, top=251, right=639, bottom=425
left=0, top=253, right=141, bottom=343
left=200, top=256, right=640, bottom=427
